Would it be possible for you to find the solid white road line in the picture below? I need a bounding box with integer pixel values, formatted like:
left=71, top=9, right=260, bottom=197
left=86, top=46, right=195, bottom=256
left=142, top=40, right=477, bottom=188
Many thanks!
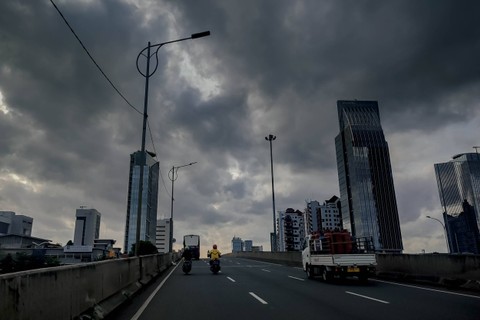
left=345, top=291, right=390, bottom=304
left=288, top=276, right=305, bottom=281
left=130, top=262, right=181, bottom=320
left=249, top=292, right=268, bottom=304
left=372, top=279, right=480, bottom=299
left=227, top=277, right=236, bottom=283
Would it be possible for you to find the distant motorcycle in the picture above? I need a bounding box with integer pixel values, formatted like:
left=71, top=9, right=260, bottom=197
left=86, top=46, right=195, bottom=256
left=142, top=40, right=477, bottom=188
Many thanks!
left=210, top=259, right=221, bottom=274
left=182, top=259, right=192, bottom=274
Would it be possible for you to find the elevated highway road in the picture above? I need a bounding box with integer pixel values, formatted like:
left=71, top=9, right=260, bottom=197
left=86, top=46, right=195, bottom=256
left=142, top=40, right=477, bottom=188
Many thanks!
left=109, top=257, right=480, bottom=320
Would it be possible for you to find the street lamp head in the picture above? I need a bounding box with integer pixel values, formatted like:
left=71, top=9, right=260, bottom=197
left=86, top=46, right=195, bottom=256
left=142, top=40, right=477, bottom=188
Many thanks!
left=191, top=31, right=211, bottom=39
left=265, top=134, right=276, bottom=141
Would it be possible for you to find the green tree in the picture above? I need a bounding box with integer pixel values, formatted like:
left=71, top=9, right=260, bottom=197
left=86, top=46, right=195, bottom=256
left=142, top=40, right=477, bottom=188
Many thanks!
left=0, top=252, right=61, bottom=274
left=15, top=252, right=30, bottom=271
left=129, top=240, right=158, bottom=256
left=0, top=254, right=15, bottom=274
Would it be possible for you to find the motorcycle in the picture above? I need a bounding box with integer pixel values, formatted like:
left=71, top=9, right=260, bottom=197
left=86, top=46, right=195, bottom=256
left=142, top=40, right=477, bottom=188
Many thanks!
left=182, top=259, right=192, bottom=274
left=210, top=259, right=221, bottom=274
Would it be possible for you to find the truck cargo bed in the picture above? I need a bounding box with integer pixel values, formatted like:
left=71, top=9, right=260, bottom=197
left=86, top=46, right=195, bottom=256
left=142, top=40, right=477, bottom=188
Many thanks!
left=310, top=254, right=376, bottom=266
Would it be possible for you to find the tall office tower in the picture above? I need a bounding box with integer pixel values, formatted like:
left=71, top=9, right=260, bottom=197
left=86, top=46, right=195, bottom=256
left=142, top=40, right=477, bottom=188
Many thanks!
left=335, top=100, right=403, bottom=252
left=124, top=151, right=159, bottom=254
left=155, top=218, right=171, bottom=254
left=277, top=208, right=305, bottom=252
left=74, top=207, right=101, bottom=246
left=434, top=153, right=480, bottom=254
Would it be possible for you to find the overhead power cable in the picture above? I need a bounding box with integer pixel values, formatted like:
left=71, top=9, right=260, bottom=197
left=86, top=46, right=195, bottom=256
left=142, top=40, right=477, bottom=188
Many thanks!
left=50, top=0, right=171, bottom=197
left=50, top=0, right=142, bottom=115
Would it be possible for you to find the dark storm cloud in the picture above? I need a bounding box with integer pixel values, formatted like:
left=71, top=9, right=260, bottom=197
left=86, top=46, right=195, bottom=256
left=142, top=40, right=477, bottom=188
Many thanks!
left=170, top=91, right=251, bottom=153
left=0, top=1, right=143, bottom=178
left=171, top=1, right=480, bottom=129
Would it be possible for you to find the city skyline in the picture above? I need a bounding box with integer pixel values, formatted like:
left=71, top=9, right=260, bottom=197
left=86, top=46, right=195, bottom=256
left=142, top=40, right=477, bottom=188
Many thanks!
left=1, top=1, right=480, bottom=255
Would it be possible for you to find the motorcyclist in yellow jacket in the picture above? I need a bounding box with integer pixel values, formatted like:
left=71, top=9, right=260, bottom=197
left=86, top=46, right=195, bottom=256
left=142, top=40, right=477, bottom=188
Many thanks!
left=208, top=244, right=221, bottom=265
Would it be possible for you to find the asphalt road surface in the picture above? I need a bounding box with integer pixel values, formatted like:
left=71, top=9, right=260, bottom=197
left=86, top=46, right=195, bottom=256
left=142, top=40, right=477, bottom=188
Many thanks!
left=108, top=257, right=480, bottom=320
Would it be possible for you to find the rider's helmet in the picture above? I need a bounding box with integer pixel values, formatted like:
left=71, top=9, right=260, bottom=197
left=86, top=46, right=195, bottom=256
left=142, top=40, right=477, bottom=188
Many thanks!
left=213, top=244, right=217, bottom=249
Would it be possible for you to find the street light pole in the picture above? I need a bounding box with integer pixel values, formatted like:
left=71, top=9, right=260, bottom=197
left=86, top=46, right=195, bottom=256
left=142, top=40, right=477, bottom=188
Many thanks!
left=134, top=31, right=210, bottom=256
left=426, top=215, right=449, bottom=253
left=168, top=162, right=197, bottom=252
left=265, top=134, right=277, bottom=252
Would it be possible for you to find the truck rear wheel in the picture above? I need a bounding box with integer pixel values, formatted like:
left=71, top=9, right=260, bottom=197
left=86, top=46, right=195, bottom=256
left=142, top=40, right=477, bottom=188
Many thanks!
left=322, top=268, right=333, bottom=282
left=358, top=273, right=368, bottom=283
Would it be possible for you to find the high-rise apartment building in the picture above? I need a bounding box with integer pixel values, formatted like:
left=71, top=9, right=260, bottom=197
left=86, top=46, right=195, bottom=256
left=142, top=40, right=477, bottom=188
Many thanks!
left=232, top=236, right=243, bottom=253
left=305, top=200, right=321, bottom=235
left=335, top=100, right=403, bottom=252
left=244, top=240, right=253, bottom=252
left=124, top=151, right=159, bottom=254
left=434, top=153, right=480, bottom=254
left=73, top=207, right=101, bottom=246
left=277, top=208, right=305, bottom=252
left=305, top=196, right=342, bottom=235
left=155, top=219, right=171, bottom=254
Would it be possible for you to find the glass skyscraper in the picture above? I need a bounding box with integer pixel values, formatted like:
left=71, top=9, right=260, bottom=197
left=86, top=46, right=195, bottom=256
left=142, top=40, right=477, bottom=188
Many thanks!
left=124, top=151, right=159, bottom=254
left=335, top=100, right=403, bottom=252
left=434, top=153, right=480, bottom=254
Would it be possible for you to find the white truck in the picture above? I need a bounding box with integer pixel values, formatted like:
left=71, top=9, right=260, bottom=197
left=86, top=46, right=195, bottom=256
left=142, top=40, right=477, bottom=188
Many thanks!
left=302, top=232, right=376, bottom=282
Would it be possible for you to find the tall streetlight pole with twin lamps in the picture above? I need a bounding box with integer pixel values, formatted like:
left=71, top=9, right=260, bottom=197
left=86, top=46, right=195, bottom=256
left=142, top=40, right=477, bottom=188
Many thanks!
left=265, top=134, right=277, bottom=252
left=168, top=162, right=197, bottom=252
left=134, top=31, right=210, bottom=256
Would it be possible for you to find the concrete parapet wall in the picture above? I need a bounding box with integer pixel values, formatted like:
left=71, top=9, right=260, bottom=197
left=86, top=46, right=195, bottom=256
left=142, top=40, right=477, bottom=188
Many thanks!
left=375, top=253, right=480, bottom=282
left=230, top=252, right=480, bottom=289
left=230, top=251, right=302, bottom=267
left=0, top=253, right=178, bottom=320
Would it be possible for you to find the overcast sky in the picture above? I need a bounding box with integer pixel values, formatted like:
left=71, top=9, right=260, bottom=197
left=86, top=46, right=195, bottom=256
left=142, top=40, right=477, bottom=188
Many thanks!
left=1, top=0, right=479, bottom=256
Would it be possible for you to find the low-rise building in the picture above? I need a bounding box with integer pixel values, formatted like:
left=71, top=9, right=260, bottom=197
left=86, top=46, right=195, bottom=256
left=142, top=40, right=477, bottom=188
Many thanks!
left=155, top=219, right=171, bottom=253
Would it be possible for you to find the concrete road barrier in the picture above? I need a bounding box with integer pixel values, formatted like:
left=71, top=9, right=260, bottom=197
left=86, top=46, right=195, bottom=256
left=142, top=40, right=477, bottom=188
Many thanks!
left=0, top=253, right=179, bottom=320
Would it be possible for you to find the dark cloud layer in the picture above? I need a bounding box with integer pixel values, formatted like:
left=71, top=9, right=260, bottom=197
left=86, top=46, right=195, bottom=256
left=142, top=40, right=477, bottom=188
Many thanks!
left=1, top=0, right=479, bottom=253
